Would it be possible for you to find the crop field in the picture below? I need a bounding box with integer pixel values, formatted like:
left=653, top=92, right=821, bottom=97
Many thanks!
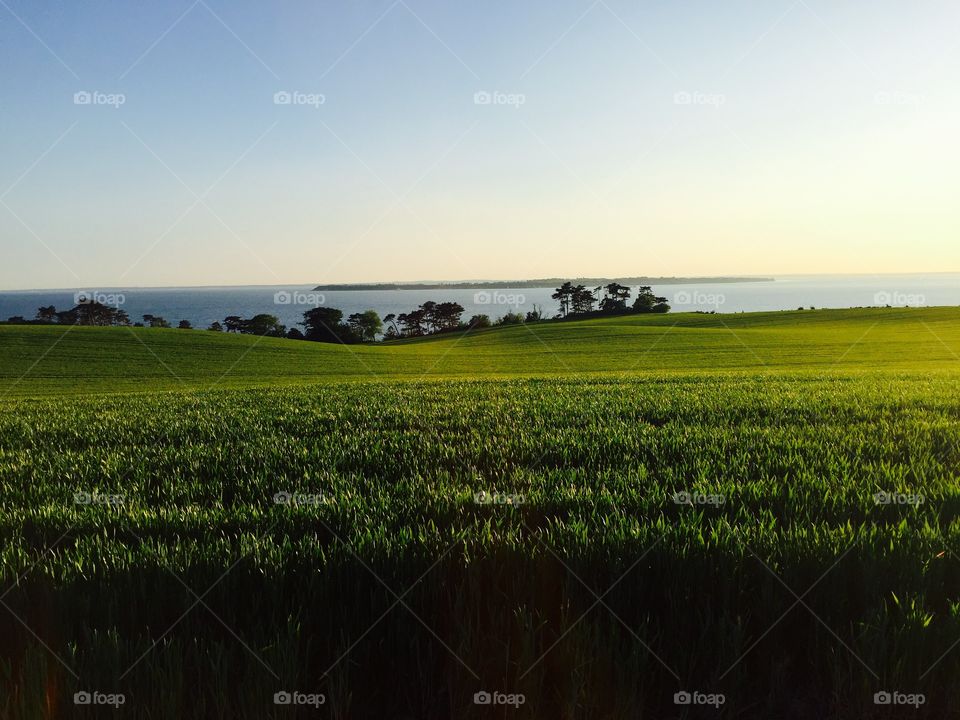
left=2, top=309, right=960, bottom=718
left=2, top=307, right=960, bottom=396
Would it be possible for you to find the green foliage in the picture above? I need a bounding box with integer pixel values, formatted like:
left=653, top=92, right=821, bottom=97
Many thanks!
left=495, top=311, right=525, bottom=325
left=347, top=309, right=382, bottom=342
left=301, top=306, right=352, bottom=343
left=142, top=314, right=170, bottom=328
left=467, top=313, right=491, bottom=329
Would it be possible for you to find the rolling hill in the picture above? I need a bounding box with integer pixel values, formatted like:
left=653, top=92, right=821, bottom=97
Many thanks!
left=0, top=306, right=958, bottom=397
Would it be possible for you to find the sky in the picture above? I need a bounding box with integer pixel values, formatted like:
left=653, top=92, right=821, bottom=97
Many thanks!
left=1, top=0, right=958, bottom=290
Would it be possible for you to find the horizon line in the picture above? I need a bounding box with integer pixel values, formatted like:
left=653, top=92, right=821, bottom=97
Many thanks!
left=4, top=270, right=960, bottom=294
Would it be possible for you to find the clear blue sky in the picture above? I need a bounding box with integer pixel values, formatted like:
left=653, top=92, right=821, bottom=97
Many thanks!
left=1, top=0, right=958, bottom=289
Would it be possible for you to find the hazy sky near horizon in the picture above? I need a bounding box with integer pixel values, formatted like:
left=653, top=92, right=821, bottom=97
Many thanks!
left=1, top=0, right=958, bottom=290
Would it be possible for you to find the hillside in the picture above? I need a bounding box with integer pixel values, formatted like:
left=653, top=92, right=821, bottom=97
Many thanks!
left=4, top=306, right=960, bottom=717
left=1, top=307, right=958, bottom=397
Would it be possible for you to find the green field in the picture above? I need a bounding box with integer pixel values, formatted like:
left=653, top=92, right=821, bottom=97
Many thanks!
left=2, top=307, right=960, bottom=396
left=2, top=309, right=959, bottom=718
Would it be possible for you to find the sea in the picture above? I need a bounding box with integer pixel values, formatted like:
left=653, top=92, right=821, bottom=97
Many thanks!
left=1, top=274, right=957, bottom=330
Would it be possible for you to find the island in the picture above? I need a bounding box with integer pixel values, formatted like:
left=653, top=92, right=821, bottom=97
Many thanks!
left=313, top=276, right=774, bottom=291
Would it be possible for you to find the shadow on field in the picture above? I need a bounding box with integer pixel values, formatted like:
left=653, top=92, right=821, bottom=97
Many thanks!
left=2, top=538, right=957, bottom=719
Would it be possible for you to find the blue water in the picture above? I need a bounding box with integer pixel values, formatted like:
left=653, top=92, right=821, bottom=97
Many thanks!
left=1, top=274, right=958, bottom=329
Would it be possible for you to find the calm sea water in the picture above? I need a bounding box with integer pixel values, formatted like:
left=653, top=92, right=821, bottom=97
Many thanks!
left=1, top=274, right=957, bottom=330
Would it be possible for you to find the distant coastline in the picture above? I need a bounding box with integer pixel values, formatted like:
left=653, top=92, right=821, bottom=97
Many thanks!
left=313, top=277, right=774, bottom=291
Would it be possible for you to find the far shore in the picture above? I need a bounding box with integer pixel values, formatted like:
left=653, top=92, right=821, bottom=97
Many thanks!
left=313, top=276, right=775, bottom=291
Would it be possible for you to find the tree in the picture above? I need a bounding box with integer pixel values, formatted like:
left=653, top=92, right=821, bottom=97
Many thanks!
left=223, top=316, right=243, bottom=333
left=468, top=314, right=491, bottom=329
left=496, top=311, right=525, bottom=325
left=57, top=308, right=78, bottom=325
left=600, top=283, right=631, bottom=313
left=383, top=313, right=400, bottom=337
left=525, top=305, right=544, bottom=323
left=143, top=314, right=171, bottom=328
left=347, top=310, right=382, bottom=342
left=633, top=286, right=670, bottom=313
left=432, top=302, right=464, bottom=331
left=75, top=303, right=105, bottom=326
left=36, top=302, right=130, bottom=327
left=397, top=309, right=426, bottom=337
left=302, top=307, right=348, bottom=343
left=571, top=285, right=596, bottom=314
left=420, top=301, right=438, bottom=333
left=242, top=314, right=285, bottom=337
left=207, top=321, right=223, bottom=332
left=178, top=320, right=193, bottom=329
left=552, top=282, right=575, bottom=317
left=395, top=301, right=464, bottom=336
left=286, top=327, right=305, bottom=340
left=75, top=302, right=128, bottom=326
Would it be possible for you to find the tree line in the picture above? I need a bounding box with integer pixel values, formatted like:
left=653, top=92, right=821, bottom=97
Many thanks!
left=4, top=303, right=386, bottom=344
left=551, top=282, right=669, bottom=316
left=4, top=281, right=670, bottom=343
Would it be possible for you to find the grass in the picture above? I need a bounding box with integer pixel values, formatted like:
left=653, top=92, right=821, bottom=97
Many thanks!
left=1, top=308, right=960, bottom=718
left=1, top=306, right=959, bottom=396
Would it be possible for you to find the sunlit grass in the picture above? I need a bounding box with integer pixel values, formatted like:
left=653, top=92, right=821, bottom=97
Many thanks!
left=2, top=309, right=960, bottom=717
left=1, top=306, right=959, bottom=396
